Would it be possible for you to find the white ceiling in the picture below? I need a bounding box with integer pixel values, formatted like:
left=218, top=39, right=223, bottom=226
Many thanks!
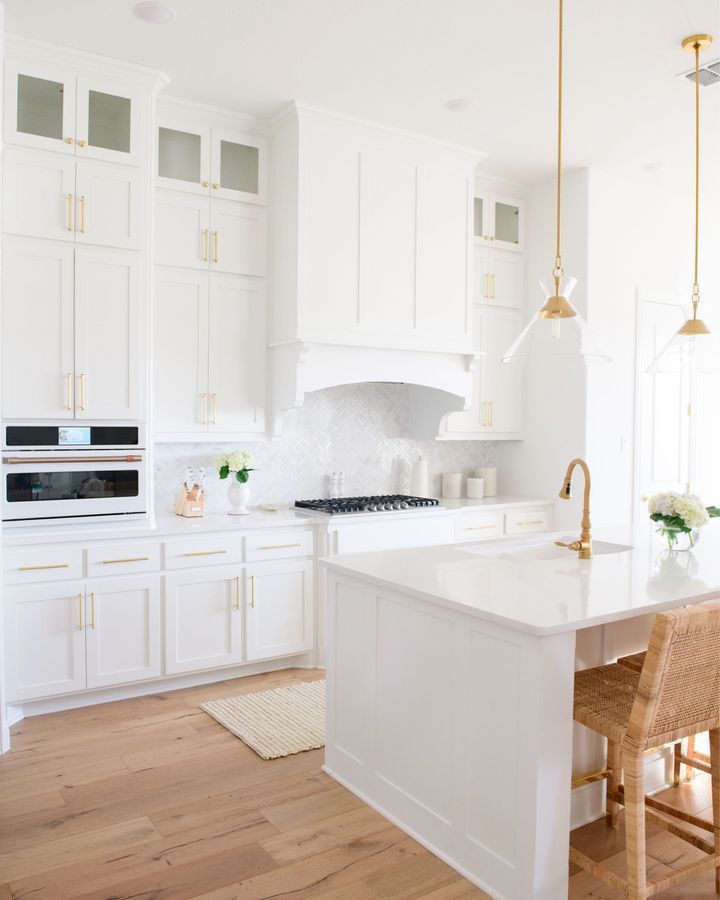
left=4, top=0, right=720, bottom=185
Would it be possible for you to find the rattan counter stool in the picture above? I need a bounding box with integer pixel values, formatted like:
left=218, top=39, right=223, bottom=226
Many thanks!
left=571, top=601, right=720, bottom=899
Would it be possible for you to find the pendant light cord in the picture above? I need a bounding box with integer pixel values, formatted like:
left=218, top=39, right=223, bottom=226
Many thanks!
left=692, top=41, right=700, bottom=318
left=553, top=0, right=564, bottom=293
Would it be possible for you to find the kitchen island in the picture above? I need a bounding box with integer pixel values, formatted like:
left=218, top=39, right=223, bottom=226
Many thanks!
left=320, top=523, right=720, bottom=900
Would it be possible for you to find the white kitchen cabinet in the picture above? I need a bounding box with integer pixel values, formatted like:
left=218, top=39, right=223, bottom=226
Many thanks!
left=5, top=62, right=144, bottom=164
left=437, top=305, right=523, bottom=440
left=74, top=248, right=142, bottom=420
left=154, top=267, right=266, bottom=440
left=473, top=192, right=524, bottom=252
left=155, top=189, right=265, bottom=275
left=5, top=581, right=86, bottom=701
left=3, top=148, right=142, bottom=249
left=157, top=115, right=266, bottom=205
left=474, top=245, right=523, bottom=309
left=164, top=566, right=243, bottom=675
left=2, top=238, right=142, bottom=421
left=2, top=238, right=75, bottom=419
left=85, top=575, right=161, bottom=689
left=245, top=559, right=313, bottom=661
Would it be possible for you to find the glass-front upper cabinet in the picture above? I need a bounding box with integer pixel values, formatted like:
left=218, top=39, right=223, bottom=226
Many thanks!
left=473, top=192, right=524, bottom=252
left=4, top=63, right=142, bottom=164
left=157, top=121, right=212, bottom=196
left=156, top=118, right=266, bottom=205
left=209, top=129, right=266, bottom=204
left=4, top=61, right=76, bottom=154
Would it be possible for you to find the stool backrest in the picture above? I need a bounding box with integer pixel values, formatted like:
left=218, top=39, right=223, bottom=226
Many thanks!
left=626, top=600, right=720, bottom=745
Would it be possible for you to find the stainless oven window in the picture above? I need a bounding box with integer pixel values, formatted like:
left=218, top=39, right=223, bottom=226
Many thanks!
left=6, top=469, right=140, bottom=502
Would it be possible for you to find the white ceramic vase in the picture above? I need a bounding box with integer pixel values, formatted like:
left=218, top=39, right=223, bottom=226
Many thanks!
left=227, top=479, right=251, bottom=515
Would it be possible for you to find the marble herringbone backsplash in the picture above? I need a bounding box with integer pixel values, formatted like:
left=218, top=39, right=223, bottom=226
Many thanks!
left=154, top=383, right=496, bottom=513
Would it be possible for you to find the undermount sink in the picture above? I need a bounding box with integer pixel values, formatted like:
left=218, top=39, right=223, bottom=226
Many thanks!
left=459, top=539, right=633, bottom=561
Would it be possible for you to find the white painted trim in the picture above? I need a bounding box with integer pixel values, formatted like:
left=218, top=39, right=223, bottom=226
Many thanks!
left=158, top=95, right=270, bottom=136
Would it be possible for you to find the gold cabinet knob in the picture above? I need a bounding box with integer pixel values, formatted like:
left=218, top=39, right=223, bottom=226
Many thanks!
left=211, top=182, right=219, bottom=190
left=78, top=139, right=87, bottom=148
left=201, top=180, right=209, bottom=188
left=65, top=136, right=74, bottom=144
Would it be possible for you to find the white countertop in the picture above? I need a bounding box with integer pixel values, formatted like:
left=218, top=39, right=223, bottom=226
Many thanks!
left=320, top=521, right=720, bottom=636
left=1, top=495, right=550, bottom=546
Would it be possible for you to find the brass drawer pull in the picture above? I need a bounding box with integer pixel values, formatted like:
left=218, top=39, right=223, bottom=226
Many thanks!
left=79, top=195, right=86, bottom=234
left=516, top=520, right=545, bottom=526
left=66, top=193, right=73, bottom=231
left=464, top=525, right=496, bottom=531
left=89, top=592, right=95, bottom=629
left=250, top=574, right=255, bottom=608
left=78, top=592, right=83, bottom=629
left=102, top=556, right=149, bottom=565
left=182, top=549, right=227, bottom=557
left=235, top=576, right=241, bottom=610
left=202, top=228, right=209, bottom=262
left=18, top=563, right=71, bottom=571
left=257, top=543, right=302, bottom=550
left=212, top=230, right=219, bottom=263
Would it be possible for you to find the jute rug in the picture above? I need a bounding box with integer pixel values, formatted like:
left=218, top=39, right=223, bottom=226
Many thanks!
left=200, top=679, right=325, bottom=759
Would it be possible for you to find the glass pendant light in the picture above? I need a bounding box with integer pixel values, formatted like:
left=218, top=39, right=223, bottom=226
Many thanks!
left=502, top=0, right=610, bottom=366
left=647, top=34, right=720, bottom=374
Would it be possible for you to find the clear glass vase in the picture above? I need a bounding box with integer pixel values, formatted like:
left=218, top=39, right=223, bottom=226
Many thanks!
left=655, top=525, right=700, bottom=552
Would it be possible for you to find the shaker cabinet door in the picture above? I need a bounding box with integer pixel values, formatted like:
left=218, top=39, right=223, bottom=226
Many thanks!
left=154, top=267, right=210, bottom=436
left=209, top=200, right=267, bottom=276
left=2, top=147, right=76, bottom=242
left=74, top=159, right=142, bottom=250
left=155, top=190, right=211, bottom=270
left=245, top=560, right=314, bottom=662
left=74, top=247, right=142, bottom=420
left=2, top=238, right=75, bottom=419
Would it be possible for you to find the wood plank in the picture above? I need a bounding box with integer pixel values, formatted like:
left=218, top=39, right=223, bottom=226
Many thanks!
left=0, top=816, right=160, bottom=882
left=0, top=754, right=129, bottom=803
left=261, top=784, right=364, bottom=830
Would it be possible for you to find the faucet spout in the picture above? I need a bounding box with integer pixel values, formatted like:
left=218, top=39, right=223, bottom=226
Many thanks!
left=557, top=458, right=592, bottom=559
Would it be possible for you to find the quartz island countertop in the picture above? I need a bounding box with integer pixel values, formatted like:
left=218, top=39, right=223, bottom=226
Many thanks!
left=320, top=520, right=720, bottom=635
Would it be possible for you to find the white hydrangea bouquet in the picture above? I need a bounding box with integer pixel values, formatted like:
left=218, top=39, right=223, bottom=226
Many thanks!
left=647, top=492, right=720, bottom=550
left=215, top=450, right=255, bottom=516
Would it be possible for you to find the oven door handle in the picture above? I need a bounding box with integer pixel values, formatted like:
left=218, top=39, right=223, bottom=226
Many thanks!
left=2, top=455, right=144, bottom=464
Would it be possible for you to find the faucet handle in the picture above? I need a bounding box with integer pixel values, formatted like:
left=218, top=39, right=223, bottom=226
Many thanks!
left=555, top=540, right=583, bottom=552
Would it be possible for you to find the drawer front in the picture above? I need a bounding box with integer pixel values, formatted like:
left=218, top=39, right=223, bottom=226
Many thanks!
left=163, top=534, right=242, bottom=569
left=86, top=542, right=161, bottom=578
left=453, top=512, right=503, bottom=542
left=244, top=530, right=313, bottom=562
left=4, top=546, right=84, bottom=585
left=504, top=509, right=552, bottom=536
left=335, top=517, right=453, bottom=554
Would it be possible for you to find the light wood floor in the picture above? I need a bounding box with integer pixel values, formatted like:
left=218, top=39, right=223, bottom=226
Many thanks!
left=0, top=668, right=717, bottom=899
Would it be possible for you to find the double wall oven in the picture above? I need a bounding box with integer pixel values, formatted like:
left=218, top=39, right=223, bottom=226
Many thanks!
left=2, top=424, right=147, bottom=524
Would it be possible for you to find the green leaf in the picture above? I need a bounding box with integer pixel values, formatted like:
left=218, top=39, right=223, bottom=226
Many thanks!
left=707, top=506, right=720, bottom=518
left=236, top=469, right=249, bottom=484
left=218, top=465, right=229, bottom=480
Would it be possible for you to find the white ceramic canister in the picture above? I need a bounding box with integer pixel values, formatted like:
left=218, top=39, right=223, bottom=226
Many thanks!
left=466, top=477, right=485, bottom=499
left=410, top=457, right=429, bottom=496
left=442, top=472, right=462, bottom=499
left=475, top=467, right=497, bottom=497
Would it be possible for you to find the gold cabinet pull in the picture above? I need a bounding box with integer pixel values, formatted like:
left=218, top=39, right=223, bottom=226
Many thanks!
left=201, top=392, right=208, bottom=425
left=66, top=193, right=73, bottom=231
left=250, top=574, right=255, bottom=608
left=65, top=371, right=73, bottom=411
left=79, top=195, right=86, bottom=233
left=464, top=524, right=496, bottom=531
left=491, top=273, right=496, bottom=299
left=78, top=139, right=87, bottom=148
left=78, top=592, right=83, bottom=629
left=235, top=576, right=241, bottom=610
left=517, top=520, right=544, bottom=527
left=212, top=230, right=219, bottom=263
left=18, top=563, right=70, bottom=572
left=182, top=549, right=227, bottom=557
left=89, top=592, right=95, bottom=629
left=201, top=180, right=209, bottom=188
left=210, top=392, right=217, bottom=424
left=212, top=182, right=219, bottom=190
left=65, top=136, right=74, bottom=145
left=488, top=400, right=494, bottom=427
left=202, top=228, right=209, bottom=262
left=101, top=556, right=149, bottom=565
left=78, top=373, right=86, bottom=411
left=257, top=543, right=302, bottom=550
left=481, top=400, right=487, bottom=426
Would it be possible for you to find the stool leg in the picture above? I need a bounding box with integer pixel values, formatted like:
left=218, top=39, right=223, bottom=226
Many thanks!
left=673, top=740, right=683, bottom=786
left=625, top=748, right=647, bottom=900
left=685, top=735, right=697, bottom=782
left=606, top=739, right=622, bottom=828
left=710, top=728, right=720, bottom=897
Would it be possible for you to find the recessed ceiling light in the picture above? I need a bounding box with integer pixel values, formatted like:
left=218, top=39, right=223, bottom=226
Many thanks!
left=133, top=1, right=176, bottom=24
left=444, top=98, right=475, bottom=113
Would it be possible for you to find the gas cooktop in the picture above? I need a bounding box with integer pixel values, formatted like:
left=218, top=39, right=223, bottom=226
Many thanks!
left=294, top=495, right=441, bottom=516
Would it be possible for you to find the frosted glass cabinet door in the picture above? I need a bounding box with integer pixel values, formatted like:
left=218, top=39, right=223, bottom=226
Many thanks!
left=4, top=61, right=76, bottom=153
left=157, top=122, right=211, bottom=195
left=210, top=129, right=267, bottom=204
left=75, top=77, right=142, bottom=165
left=2, top=238, right=75, bottom=420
